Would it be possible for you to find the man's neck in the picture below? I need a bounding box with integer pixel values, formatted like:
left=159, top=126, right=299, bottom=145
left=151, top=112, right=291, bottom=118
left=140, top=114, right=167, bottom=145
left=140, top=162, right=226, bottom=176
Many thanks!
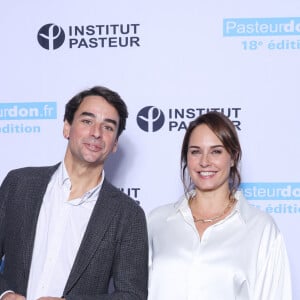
left=64, top=158, right=103, bottom=200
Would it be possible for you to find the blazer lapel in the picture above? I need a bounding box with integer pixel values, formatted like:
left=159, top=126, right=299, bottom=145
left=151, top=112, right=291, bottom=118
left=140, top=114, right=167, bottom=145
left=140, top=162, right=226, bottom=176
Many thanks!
left=63, top=180, right=120, bottom=294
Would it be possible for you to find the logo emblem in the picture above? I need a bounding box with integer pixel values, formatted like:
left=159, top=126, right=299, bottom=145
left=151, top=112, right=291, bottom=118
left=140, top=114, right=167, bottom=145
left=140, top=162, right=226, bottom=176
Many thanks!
left=37, top=24, right=65, bottom=50
left=137, top=106, right=165, bottom=132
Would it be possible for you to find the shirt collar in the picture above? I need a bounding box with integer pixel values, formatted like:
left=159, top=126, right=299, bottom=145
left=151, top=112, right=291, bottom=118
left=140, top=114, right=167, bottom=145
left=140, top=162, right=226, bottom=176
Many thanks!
left=234, top=190, right=254, bottom=223
left=58, top=162, right=104, bottom=205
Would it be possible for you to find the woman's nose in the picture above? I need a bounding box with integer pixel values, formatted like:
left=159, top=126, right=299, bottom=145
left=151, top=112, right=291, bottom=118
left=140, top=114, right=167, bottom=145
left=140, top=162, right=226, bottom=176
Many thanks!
left=199, top=153, right=210, bottom=167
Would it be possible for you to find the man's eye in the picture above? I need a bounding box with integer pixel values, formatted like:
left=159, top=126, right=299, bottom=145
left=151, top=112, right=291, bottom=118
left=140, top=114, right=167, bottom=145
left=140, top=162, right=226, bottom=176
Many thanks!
left=82, top=119, right=92, bottom=125
left=104, top=125, right=114, bottom=132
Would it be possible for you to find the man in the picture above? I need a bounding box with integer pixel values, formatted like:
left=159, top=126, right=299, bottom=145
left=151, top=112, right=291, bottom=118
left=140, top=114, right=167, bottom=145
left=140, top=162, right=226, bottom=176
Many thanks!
left=0, top=86, right=148, bottom=300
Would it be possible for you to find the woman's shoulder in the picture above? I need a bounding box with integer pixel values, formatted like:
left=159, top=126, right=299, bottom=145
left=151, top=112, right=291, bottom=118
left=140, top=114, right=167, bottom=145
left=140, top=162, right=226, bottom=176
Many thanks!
left=148, top=202, right=176, bottom=221
left=146, top=203, right=176, bottom=236
left=236, top=191, right=281, bottom=234
left=147, top=196, right=186, bottom=227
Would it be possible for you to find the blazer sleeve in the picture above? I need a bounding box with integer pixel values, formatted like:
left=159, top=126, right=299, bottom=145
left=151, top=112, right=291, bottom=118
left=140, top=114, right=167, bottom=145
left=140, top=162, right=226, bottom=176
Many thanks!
left=0, top=173, right=15, bottom=294
left=65, top=203, right=149, bottom=300
left=111, top=204, right=149, bottom=299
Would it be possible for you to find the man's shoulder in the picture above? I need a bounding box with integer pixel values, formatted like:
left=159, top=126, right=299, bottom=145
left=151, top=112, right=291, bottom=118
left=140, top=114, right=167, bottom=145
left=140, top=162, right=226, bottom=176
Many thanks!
left=2, top=163, right=59, bottom=184
left=102, top=179, right=142, bottom=209
left=5, top=163, right=60, bottom=181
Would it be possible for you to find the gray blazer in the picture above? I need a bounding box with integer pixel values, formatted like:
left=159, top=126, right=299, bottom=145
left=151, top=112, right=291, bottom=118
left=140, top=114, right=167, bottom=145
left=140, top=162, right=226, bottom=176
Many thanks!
left=0, top=164, right=148, bottom=300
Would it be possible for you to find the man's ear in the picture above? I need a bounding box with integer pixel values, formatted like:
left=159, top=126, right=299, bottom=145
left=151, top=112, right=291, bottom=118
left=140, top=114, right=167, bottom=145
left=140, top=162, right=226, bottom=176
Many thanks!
left=112, top=140, right=118, bottom=153
left=63, top=120, right=70, bottom=139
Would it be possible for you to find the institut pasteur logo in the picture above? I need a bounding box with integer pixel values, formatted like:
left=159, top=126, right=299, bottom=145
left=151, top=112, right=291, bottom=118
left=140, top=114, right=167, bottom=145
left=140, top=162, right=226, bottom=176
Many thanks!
left=136, top=106, right=242, bottom=132
left=37, top=23, right=141, bottom=50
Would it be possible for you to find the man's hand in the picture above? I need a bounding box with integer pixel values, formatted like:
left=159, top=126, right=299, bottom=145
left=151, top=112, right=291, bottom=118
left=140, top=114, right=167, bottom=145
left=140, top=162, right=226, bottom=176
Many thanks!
left=37, top=298, right=65, bottom=300
left=1, top=292, right=25, bottom=300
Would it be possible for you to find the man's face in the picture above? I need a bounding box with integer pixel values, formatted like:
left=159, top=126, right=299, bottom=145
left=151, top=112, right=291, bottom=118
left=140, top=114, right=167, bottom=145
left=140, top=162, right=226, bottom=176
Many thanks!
left=63, top=95, right=120, bottom=167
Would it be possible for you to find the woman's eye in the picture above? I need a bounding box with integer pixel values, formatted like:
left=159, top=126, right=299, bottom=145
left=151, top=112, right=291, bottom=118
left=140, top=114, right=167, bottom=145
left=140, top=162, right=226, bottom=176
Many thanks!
left=190, top=150, right=200, bottom=155
left=212, top=149, right=222, bottom=155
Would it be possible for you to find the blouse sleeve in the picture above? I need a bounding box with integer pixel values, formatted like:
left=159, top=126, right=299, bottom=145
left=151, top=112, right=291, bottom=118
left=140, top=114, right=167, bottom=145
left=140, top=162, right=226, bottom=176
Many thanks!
left=254, top=233, right=293, bottom=300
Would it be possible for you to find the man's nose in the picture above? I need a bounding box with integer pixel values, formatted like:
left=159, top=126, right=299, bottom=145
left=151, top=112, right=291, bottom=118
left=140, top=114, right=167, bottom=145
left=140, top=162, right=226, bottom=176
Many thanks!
left=90, top=124, right=102, bottom=138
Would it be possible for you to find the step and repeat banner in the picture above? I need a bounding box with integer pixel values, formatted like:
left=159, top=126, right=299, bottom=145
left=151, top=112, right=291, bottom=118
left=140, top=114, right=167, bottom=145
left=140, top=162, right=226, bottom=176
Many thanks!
left=1, top=0, right=299, bottom=297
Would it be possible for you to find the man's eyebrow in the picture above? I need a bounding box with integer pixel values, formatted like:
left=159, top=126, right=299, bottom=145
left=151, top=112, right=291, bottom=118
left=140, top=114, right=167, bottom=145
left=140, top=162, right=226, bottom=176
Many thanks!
left=104, top=118, right=118, bottom=126
left=80, top=112, right=118, bottom=126
left=80, top=111, right=96, bottom=118
left=188, top=145, right=224, bottom=149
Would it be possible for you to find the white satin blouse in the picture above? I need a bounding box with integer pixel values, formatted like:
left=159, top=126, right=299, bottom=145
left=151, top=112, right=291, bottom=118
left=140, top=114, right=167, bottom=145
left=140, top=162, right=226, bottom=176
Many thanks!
left=147, top=191, right=292, bottom=300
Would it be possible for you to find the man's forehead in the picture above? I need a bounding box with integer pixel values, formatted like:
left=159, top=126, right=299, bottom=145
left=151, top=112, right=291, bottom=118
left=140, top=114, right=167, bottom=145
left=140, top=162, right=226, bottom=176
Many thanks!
left=77, top=96, right=119, bottom=118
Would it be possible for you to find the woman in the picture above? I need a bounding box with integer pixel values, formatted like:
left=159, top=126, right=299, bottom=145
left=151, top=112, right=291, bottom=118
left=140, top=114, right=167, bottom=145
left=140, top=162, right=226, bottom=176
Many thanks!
left=147, top=112, right=292, bottom=300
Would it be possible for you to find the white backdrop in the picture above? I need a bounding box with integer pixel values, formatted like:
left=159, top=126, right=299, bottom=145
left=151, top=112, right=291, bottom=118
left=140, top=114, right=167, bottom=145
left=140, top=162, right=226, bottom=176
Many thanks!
left=1, top=1, right=299, bottom=298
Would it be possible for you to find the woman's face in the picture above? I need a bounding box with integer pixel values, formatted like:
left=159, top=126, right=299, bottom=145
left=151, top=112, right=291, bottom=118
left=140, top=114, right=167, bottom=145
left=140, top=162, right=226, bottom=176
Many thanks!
left=187, top=124, right=233, bottom=194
